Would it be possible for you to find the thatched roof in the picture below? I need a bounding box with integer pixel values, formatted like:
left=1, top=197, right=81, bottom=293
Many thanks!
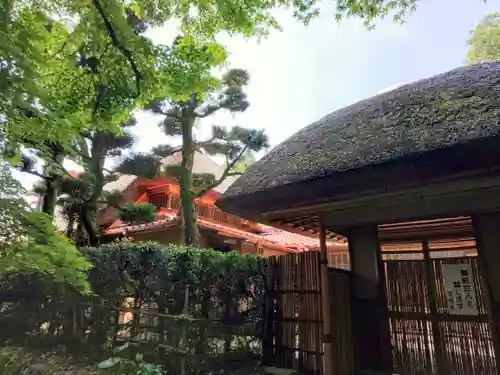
left=223, top=62, right=500, bottom=201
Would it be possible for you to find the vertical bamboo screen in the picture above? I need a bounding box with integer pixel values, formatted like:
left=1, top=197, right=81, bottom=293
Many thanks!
left=383, top=243, right=498, bottom=375
left=327, top=251, right=351, bottom=270
left=263, top=252, right=353, bottom=375
left=265, top=252, right=324, bottom=374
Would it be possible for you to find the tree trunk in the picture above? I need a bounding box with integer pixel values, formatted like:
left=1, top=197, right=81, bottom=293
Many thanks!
left=80, top=205, right=99, bottom=246
left=75, top=222, right=84, bottom=246
left=66, top=211, right=75, bottom=238
left=42, top=179, right=57, bottom=216
left=179, top=108, right=200, bottom=246
left=41, top=149, right=64, bottom=216
left=79, top=142, right=106, bottom=247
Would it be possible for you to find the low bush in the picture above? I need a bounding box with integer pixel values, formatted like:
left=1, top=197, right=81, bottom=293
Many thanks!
left=0, top=346, right=99, bottom=375
left=0, top=242, right=267, bottom=375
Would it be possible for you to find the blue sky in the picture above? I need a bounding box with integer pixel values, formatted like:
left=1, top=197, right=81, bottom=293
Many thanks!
left=16, top=0, right=499, bottom=188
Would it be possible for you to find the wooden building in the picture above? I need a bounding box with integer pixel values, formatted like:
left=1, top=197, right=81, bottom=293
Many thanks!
left=98, top=151, right=347, bottom=259
left=216, top=62, right=500, bottom=375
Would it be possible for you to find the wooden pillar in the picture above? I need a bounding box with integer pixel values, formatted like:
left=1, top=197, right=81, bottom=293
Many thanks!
left=198, top=233, right=210, bottom=249
left=472, top=212, right=500, bottom=370
left=347, top=225, right=392, bottom=375
left=235, top=239, right=244, bottom=253
left=319, top=221, right=334, bottom=375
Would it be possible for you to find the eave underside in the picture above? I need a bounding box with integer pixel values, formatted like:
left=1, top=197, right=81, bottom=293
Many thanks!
left=271, top=216, right=475, bottom=249
left=219, top=138, right=500, bottom=222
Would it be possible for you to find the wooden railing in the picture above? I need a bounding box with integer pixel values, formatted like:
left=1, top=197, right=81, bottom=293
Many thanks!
left=148, top=193, right=248, bottom=230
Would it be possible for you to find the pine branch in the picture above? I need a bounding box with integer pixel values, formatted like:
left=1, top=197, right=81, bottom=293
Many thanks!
left=195, top=145, right=248, bottom=197
left=92, top=0, right=141, bottom=97
left=152, top=145, right=183, bottom=158
left=196, top=125, right=228, bottom=149
left=195, top=136, right=216, bottom=149
left=195, top=102, right=221, bottom=118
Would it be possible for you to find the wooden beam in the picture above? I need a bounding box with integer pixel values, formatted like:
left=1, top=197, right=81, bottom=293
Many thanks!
left=263, top=174, right=500, bottom=222
left=378, top=217, right=474, bottom=242
left=321, top=185, right=500, bottom=234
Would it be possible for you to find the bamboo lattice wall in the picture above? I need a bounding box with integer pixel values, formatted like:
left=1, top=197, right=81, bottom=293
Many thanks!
left=263, top=252, right=353, bottom=375
left=383, top=242, right=498, bottom=375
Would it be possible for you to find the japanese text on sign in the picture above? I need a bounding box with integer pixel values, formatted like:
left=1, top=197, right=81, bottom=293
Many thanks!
left=442, top=263, right=478, bottom=316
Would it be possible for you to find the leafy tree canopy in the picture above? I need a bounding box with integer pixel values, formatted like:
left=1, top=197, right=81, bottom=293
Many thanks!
left=0, top=0, right=423, bottom=149
left=0, top=160, right=91, bottom=293
left=466, top=13, right=500, bottom=64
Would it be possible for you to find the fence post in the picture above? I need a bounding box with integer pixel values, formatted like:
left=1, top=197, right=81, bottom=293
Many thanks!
left=263, top=257, right=276, bottom=365
left=320, top=220, right=334, bottom=375
left=422, top=240, right=448, bottom=375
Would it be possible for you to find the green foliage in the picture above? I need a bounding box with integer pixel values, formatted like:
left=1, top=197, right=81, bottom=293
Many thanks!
left=84, top=241, right=266, bottom=297
left=115, top=153, right=162, bottom=180
left=1, top=5, right=144, bottom=153
left=333, top=0, right=418, bottom=28
left=0, top=346, right=99, bottom=375
left=3, top=211, right=93, bottom=294
left=225, top=151, right=256, bottom=174
left=466, top=13, right=500, bottom=64
left=0, top=0, right=439, bottom=153
left=1, top=0, right=428, bottom=248
left=202, top=126, right=268, bottom=164
left=4, top=0, right=408, bottom=157
left=0, top=161, right=91, bottom=293
left=0, top=242, right=266, bottom=373
left=98, top=343, right=163, bottom=375
left=117, top=203, right=158, bottom=224
left=17, top=115, right=142, bottom=244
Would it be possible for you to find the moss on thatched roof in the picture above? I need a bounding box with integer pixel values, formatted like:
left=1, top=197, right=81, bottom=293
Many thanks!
left=224, top=62, right=500, bottom=198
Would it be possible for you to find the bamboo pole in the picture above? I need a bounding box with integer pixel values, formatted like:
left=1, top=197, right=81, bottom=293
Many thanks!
left=180, top=285, right=189, bottom=375
left=319, top=220, right=334, bottom=375
left=422, top=240, right=448, bottom=375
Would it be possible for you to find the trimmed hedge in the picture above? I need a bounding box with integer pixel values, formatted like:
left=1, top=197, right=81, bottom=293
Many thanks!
left=0, top=242, right=267, bottom=374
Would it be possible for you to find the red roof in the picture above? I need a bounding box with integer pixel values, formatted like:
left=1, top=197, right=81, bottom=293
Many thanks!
left=102, top=172, right=343, bottom=252
left=104, top=214, right=337, bottom=252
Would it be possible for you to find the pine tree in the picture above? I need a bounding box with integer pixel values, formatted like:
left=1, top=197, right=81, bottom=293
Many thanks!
left=21, top=118, right=142, bottom=246
left=121, top=59, right=269, bottom=246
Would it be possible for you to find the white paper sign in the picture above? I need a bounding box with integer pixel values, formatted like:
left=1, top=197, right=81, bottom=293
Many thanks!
left=442, top=263, right=478, bottom=316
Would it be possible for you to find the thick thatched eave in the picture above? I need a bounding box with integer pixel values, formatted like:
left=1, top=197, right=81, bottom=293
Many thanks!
left=218, top=62, right=500, bottom=217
